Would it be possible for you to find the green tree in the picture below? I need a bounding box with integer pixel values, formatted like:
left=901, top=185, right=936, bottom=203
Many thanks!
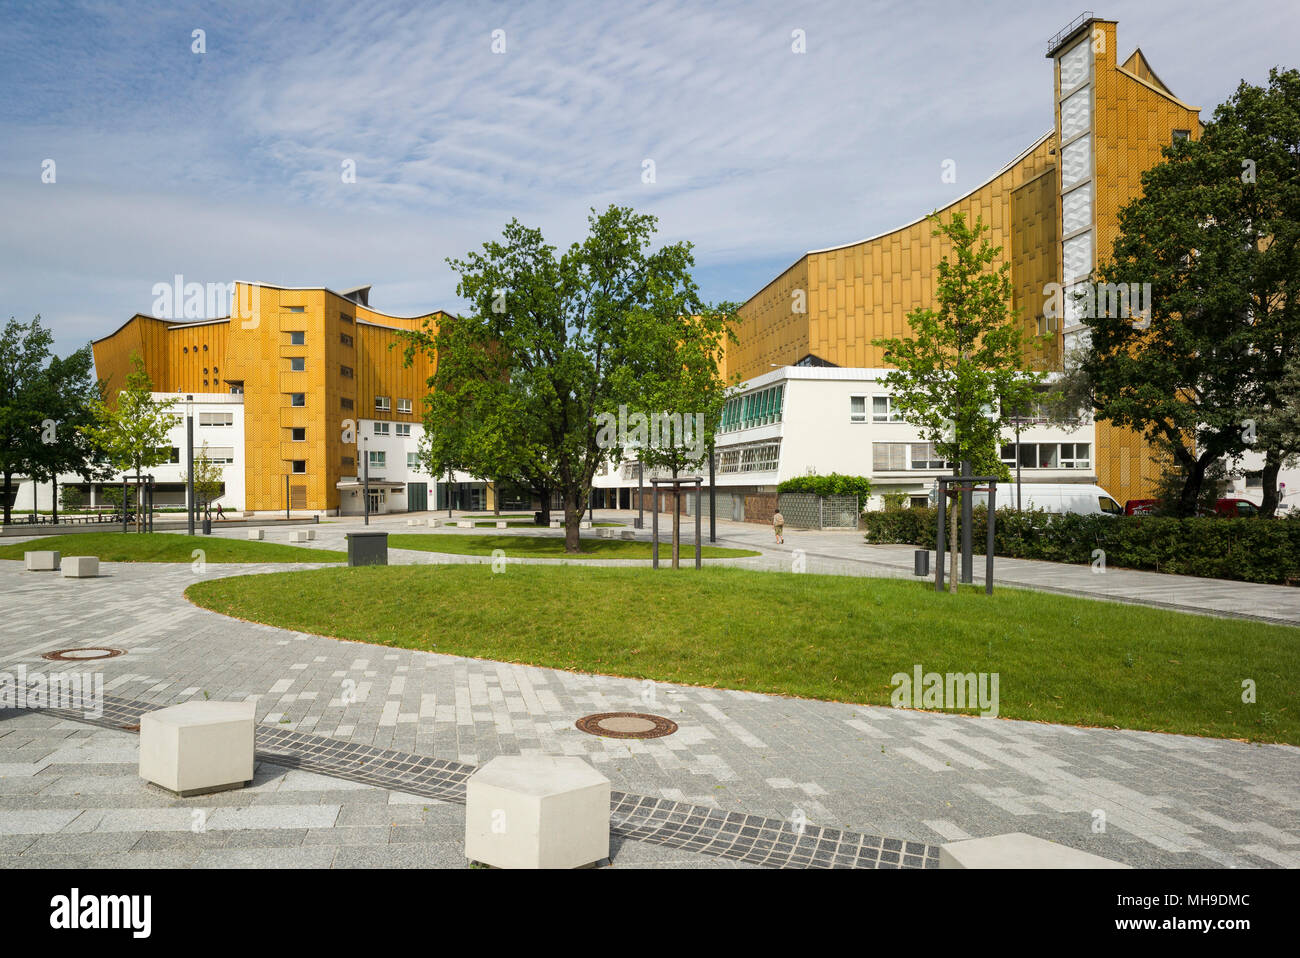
left=80, top=353, right=178, bottom=532
left=615, top=303, right=739, bottom=567
left=1082, top=68, right=1300, bottom=517
left=873, top=212, right=1042, bottom=591
left=402, top=205, right=708, bottom=553
left=0, top=315, right=106, bottom=524
left=181, top=442, right=224, bottom=518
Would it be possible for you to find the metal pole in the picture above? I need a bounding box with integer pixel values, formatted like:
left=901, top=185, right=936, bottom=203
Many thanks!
left=52, top=478, right=58, bottom=526
left=447, top=468, right=453, bottom=517
left=651, top=481, right=659, bottom=569
left=935, top=481, right=946, bottom=592
left=961, top=460, right=973, bottom=584
left=637, top=458, right=644, bottom=530
left=1016, top=420, right=1022, bottom=511
left=186, top=407, right=195, bottom=535
left=708, top=443, right=716, bottom=543
left=695, top=480, right=701, bottom=570
left=285, top=474, right=289, bottom=520
left=986, top=483, right=996, bottom=595
left=121, top=477, right=128, bottom=534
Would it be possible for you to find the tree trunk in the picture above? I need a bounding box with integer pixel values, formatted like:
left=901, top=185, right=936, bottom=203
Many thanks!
left=564, top=488, right=582, bottom=554
left=1177, top=456, right=1208, bottom=517
left=537, top=485, right=550, bottom=526
left=948, top=490, right=959, bottom=594
left=2, top=470, right=11, bottom=525
left=136, top=467, right=143, bottom=533
left=52, top=478, right=58, bottom=525
left=671, top=489, right=681, bottom=569
left=1259, top=449, right=1282, bottom=518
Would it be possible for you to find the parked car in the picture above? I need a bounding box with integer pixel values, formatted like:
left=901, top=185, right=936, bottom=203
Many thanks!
left=955, top=483, right=1125, bottom=516
left=1124, top=496, right=1263, bottom=517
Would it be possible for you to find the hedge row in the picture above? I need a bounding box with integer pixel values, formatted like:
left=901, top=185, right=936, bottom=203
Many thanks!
left=776, top=473, right=873, bottom=499
left=863, top=507, right=1300, bottom=585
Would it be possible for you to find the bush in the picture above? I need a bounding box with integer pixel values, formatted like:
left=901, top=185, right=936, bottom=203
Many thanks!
left=863, top=507, right=1300, bottom=584
left=777, top=473, right=872, bottom=499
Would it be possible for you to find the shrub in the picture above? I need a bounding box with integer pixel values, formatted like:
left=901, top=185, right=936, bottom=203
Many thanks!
left=777, top=473, right=872, bottom=499
left=862, top=508, right=1300, bottom=584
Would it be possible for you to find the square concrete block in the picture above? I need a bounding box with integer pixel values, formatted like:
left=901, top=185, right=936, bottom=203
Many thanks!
left=939, top=833, right=1131, bottom=869
left=457, top=520, right=475, bottom=528
left=304, top=528, right=316, bottom=540
left=465, top=755, right=610, bottom=869
left=24, top=551, right=60, bottom=571
left=579, top=520, right=592, bottom=529
left=60, top=556, right=99, bottom=578
left=427, top=518, right=441, bottom=527
left=496, top=520, right=508, bottom=529
left=247, top=529, right=264, bottom=540
left=407, top=519, right=422, bottom=526
left=599, top=528, right=614, bottom=538
left=620, top=530, right=636, bottom=540
left=139, top=701, right=256, bottom=798
left=290, top=530, right=309, bottom=542
left=549, top=519, right=560, bottom=528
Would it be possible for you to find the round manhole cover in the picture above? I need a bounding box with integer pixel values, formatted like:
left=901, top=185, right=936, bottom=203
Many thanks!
left=41, top=648, right=125, bottom=662
left=575, top=712, right=678, bottom=739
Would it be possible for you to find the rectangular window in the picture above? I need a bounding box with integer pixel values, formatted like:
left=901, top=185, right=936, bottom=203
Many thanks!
left=373, top=422, right=390, bottom=436
left=340, top=332, right=353, bottom=347
left=910, top=442, right=945, bottom=470
left=395, top=423, right=411, bottom=438
left=289, top=357, right=305, bottom=371
left=289, top=393, right=305, bottom=407
left=198, top=412, right=233, bottom=427
left=289, top=331, right=305, bottom=345
left=291, top=460, right=306, bottom=474
left=286, top=305, right=305, bottom=313
left=1060, top=443, right=1090, bottom=468
left=407, top=452, right=420, bottom=470
left=368, top=450, right=386, bottom=468
left=1172, top=129, right=1191, bottom=142
left=291, top=427, right=306, bottom=442
left=342, top=456, right=355, bottom=467
left=1000, top=444, right=1017, bottom=466
left=1018, top=443, right=1037, bottom=468
left=341, top=397, right=353, bottom=410
left=169, top=447, right=180, bottom=464
left=340, top=365, right=354, bottom=378
left=397, top=398, right=412, bottom=414
left=340, top=312, right=353, bottom=324
left=375, top=396, right=390, bottom=411
left=198, top=446, right=235, bottom=463
left=872, top=442, right=908, bottom=471
left=872, top=396, right=903, bottom=423
left=850, top=396, right=867, bottom=423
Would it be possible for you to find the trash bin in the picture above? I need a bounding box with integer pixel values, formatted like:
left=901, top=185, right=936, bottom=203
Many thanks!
left=534, top=511, right=544, bottom=526
left=914, top=549, right=930, bottom=577
left=202, top=518, right=212, bottom=535
left=346, top=531, right=389, bottom=567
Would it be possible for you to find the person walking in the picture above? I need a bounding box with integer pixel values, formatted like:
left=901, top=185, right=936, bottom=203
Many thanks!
left=772, top=509, right=784, bottom=545
left=215, top=502, right=225, bottom=521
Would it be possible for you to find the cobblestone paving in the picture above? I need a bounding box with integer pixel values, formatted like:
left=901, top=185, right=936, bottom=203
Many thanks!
left=2, top=520, right=1298, bottom=869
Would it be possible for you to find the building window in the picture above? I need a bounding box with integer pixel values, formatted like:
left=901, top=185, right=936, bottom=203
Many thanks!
left=286, top=305, right=305, bottom=313
left=197, top=446, right=235, bottom=464
left=407, top=452, right=420, bottom=471
left=395, top=423, right=411, bottom=438
left=1172, top=129, right=1191, bottom=142
left=721, top=384, right=784, bottom=433
left=1001, top=442, right=1089, bottom=469
left=289, top=393, right=305, bottom=407
left=340, top=365, right=354, bottom=378
left=1245, top=470, right=1263, bottom=489
left=340, top=332, right=353, bottom=347
left=910, top=442, right=946, bottom=470
left=397, top=398, right=412, bottom=414
left=375, top=396, right=391, bottom=411
left=1059, top=443, right=1090, bottom=468
left=342, top=456, right=354, bottom=467
left=289, top=331, right=305, bottom=345
left=169, top=447, right=180, bottom=464
left=291, top=427, right=306, bottom=442
left=872, top=396, right=903, bottom=423
left=850, top=396, right=867, bottom=423
left=289, top=357, right=305, bottom=371
left=872, top=442, right=946, bottom=471
left=291, top=460, right=306, bottom=474
left=373, top=422, right=390, bottom=436
left=198, top=412, right=233, bottom=427
left=368, top=450, right=386, bottom=468
left=341, top=397, right=353, bottom=410
left=229, top=383, right=244, bottom=395
left=340, top=312, right=353, bottom=324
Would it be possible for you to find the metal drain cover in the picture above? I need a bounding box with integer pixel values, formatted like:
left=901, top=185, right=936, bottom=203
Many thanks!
left=575, top=712, right=678, bottom=739
left=41, top=648, right=125, bottom=661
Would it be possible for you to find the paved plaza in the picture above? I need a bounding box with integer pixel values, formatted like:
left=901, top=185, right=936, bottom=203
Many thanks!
left=1, top=512, right=1298, bottom=868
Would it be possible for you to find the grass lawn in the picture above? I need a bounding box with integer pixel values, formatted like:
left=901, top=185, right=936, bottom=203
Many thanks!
left=185, top=564, right=1300, bottom=744
left=0, top=532, right=346, bottom=564
left=387, top=532, right=758, bottom=560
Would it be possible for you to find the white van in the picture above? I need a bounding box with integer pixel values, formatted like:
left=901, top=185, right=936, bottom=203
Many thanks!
left=935, top=482, right=1123, bottom=516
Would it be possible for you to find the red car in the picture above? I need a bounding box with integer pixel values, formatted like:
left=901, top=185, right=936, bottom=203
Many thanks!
left=1124, top=497, right=1261, bottom=517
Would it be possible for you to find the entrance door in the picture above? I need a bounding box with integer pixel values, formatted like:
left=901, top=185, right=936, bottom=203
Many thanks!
left=407, top=482, right=427, bottom=512
left=367, top=491, right=381, bottom=514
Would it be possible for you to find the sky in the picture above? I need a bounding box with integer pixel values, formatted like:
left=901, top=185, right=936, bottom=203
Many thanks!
left=2, top=0, right=1297, bottom=358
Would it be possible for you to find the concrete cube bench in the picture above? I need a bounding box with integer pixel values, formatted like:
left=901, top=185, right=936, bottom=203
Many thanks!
left=939, top=833, right=1130, bottom=869
left=549, top=519, right=560, bottom=529
left=304, top=528, right=316, bottom=540
left=599, top=528, right=614, bottom=539
left=456, top=520, right=475, bottom=529
left=24, top=551, right=60, bottom=571
left=428, top=518, right=441, bottom=528
left=139, top=701, right=256, bottom=797
left=579, top=520, right=592, bottom=530
left=247, top=529, right=264, bottom=540
left=290, top=530, right=310, bottom=543
left=60, top=556, right=99, bottom=578
left=620, top=530, right=636, bottom=541
left=496, top=520, right=508, bottom=529
left=407, top=518, right=423, bottom=526
left=465, top=755, right=610, bottom=869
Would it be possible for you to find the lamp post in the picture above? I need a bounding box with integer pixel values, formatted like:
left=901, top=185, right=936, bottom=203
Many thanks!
left=362, top=436, right=370, bottom=526
left=636, top=457, right=644, bottom=530
left=185, top=395, right=195, bottom=535
left=708, top=441, right=716, bottom=543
